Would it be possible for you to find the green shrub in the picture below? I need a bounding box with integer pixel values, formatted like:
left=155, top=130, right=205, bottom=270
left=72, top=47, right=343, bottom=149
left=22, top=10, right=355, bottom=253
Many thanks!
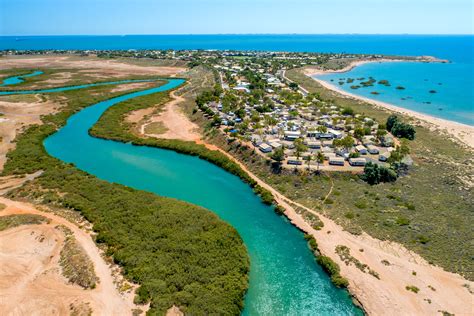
left=362, top=162, right=397, bottom=185
left=396, top=216, right=410, bottom=226
left=354, top=200, right=367, bottom=209
left=316, top=255, right=349, bottom=288
left=405, top=285, right=420, bottom=293
left=392, top=121, right=416, bottom=140
left=344, top=211, right=355, bottom=219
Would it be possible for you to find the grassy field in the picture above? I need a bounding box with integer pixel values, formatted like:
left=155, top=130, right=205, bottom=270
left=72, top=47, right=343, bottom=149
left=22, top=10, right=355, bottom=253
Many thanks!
left=1, top=76, right=250, bottom=314
left=200, top=67, right=473, bottom=281
left=144, top=121, right=168, bottom=135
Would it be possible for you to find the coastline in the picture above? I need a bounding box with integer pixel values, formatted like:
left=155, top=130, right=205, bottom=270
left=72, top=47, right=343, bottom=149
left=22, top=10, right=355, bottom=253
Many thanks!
left=304, top=60, right=474, bottom=149
left=138, top=87, right=474, bottom=316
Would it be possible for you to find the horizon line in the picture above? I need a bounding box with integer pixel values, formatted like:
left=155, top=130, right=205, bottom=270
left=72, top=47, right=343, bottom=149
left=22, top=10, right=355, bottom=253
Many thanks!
left=1, top=33, right=473, bottom=37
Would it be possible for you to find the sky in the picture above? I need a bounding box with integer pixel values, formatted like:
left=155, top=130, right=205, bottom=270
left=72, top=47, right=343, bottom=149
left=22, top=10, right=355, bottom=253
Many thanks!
left=0, top=0, right=473, bottom=36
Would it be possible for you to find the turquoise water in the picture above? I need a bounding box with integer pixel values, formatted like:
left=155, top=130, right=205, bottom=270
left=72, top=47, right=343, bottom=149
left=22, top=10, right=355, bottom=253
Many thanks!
left=0, top=70, right=43, bottom=86
left=0, top=79, right=361, bottom=315
left=2, top=34, right=472, bottom=125
left=0, top=78, right=157, bottom=95
left=315, top=61, right=474, bottom=126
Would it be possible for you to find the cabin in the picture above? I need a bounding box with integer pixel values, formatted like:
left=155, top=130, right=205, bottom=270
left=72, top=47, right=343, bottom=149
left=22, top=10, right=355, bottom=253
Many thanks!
left=329, top=129, right=343, bottom=139
left=367, top=145, right=379, bottom=154
left=284, top=131, right=301, bottom=141
left=268, top=141, right=282, bottom=149
left=321, top=140, right=333, bottom=148
left=316, top=132, right=334, bottom=139
left=336, top=149, right=350, bottom=160
left=379, top=152, right=390, bottom=162
left=355, top=145, right=368, bottom=155
left=258, top=143, right=272, bottom=153
left=324, top=152, right=337, bottom=160
left=306, top=141, right=321, bottom=149
left=329, top=157, right=345, bottom=166
left=349, top=157, right=367, bottom=166
left=287, top=156, right=303, bottom=165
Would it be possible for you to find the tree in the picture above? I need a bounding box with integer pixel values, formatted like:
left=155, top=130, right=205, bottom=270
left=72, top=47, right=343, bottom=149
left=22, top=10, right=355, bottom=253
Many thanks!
left=317, top=125, right=328, bottom=133
left=294, top=138, right=308, bottom=160
left=304, top=154, right=312, bottom=171
left=315, top=151, right=325, bottom=174
left=388, top=139, right=410, bottom=166
left=386, top=115, right=399, bottom=132
left=340, top=135, right=354, bottom=151
left=362, top=162, right=397, bottom=185
left=376, top=129, right=387, bottom=142
left=353, top=127, right=365, bottom=140
left=271, top=146, right=285, bottom=162
left=289, top=82, right=299, bottom=91
left=391, top=122, right=416, bottom=140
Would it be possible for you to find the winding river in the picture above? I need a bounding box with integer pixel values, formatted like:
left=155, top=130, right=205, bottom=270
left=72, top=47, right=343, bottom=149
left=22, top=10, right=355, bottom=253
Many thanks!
left=0, top=70, right=43, bottom=86
left=1, top=76, right=361, bottom=315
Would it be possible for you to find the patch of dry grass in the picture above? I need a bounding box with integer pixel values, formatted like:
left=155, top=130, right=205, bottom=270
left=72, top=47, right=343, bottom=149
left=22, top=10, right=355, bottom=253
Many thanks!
left=0, top=214, right=49, bottom=231
left=58, top=225, right=98, bottom=289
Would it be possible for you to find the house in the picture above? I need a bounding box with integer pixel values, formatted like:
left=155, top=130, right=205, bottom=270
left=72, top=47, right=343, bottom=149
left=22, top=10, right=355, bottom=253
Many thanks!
left=367, top=145, right=379, bottom=154
left=284, top=131, right=301, bottom=141
left=287, top=157, right=303, bottom=165
left=329, top=157, right=345, bottom=166
left=349, top=157, right=367, bottom=166
left=355, top=145, right=368, bottom=155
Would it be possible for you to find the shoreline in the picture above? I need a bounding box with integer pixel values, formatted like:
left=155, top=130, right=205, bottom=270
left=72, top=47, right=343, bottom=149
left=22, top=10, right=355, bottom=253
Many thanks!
left=304, top=60, right=474, bottom=149
left=140, top=88, right=473, bottom=316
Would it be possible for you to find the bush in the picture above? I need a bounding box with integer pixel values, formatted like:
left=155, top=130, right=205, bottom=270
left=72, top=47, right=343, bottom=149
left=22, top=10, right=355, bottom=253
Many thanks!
left=304, top=234, right=319, bottom=253
left=396, top=216, right=410, bottom=226
left=391, top=121, right=416, bottom=140
left=341, top=107, right=354, bottom=116
left=406, top=285, right=420, bottom=293
left=386, top=115, right=399, bottom=132
left=361, top=162, right=398, bottom=185
left=316, top=255, right=349, bottom=288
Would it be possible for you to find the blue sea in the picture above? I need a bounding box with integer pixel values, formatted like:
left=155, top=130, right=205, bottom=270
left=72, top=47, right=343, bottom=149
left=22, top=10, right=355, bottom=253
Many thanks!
left=1, top=34, right=472, bottom=125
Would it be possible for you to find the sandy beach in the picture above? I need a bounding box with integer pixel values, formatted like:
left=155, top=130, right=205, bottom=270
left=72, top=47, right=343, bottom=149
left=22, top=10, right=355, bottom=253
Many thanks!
left=304, top=60, right=474, bottom=149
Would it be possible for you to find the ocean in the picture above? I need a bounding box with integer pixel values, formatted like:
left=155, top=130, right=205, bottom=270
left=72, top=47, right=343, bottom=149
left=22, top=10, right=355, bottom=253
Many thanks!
left=0, top=34, right=472, bottom=125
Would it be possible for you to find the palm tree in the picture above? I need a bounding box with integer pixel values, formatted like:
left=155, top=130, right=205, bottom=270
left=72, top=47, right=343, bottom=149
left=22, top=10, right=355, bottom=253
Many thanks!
left=315, top=151, right=325, bottom=174
left=305, top=154, right=312, bottom=171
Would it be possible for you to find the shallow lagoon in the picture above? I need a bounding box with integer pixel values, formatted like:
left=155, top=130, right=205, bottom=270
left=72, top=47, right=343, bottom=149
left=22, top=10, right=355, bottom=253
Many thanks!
left=315, top=61, right=474, bottom=126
